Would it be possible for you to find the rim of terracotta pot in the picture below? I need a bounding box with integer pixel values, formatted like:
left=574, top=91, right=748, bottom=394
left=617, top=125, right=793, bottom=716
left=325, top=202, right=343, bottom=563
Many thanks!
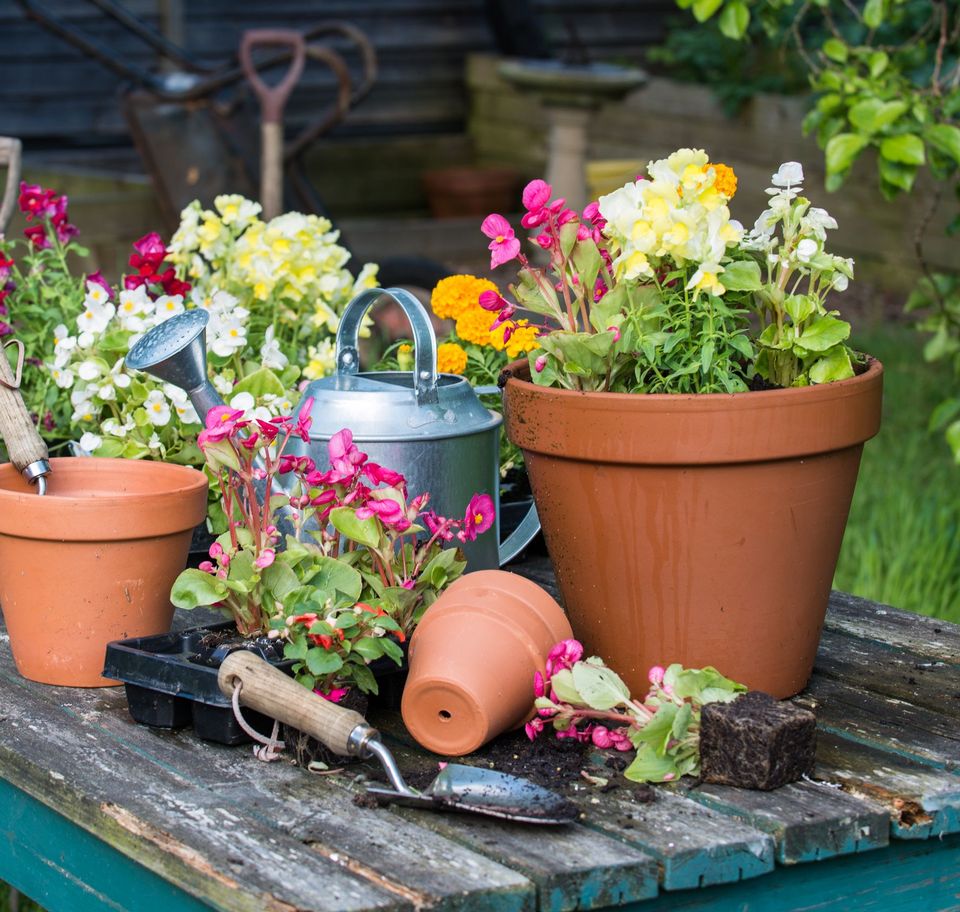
left=0, top=457, right=208, bottom=540
left=502, top=357, right=883, bottom=464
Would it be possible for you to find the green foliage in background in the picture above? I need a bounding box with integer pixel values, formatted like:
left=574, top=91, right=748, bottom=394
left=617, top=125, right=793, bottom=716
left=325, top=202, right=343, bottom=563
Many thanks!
left=671, top=0, right=960, bottom=463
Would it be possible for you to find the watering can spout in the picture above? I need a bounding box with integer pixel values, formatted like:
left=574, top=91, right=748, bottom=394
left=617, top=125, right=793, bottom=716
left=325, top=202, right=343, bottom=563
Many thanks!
left=125, top=309, right=225, bottom=423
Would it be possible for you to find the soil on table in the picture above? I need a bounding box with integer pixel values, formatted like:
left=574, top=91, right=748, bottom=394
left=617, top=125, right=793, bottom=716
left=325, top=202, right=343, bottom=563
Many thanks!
left=187, top=630, right=286, bottom=668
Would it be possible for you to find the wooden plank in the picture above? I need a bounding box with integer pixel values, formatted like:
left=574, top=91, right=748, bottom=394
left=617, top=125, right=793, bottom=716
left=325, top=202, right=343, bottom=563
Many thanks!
left=815, top=730, right=960, bottom=840
left=0, top=660, right=529, bottom=912
left=683, top=780, right=888, bottom=864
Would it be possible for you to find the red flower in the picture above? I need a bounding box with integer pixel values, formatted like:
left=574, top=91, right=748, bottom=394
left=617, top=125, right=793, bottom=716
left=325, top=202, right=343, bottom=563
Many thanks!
left=129, top=232, right=167, bottom=275
left=24, top=224, right=49, bottom=250
left=18, top=182, right=58, bottom=221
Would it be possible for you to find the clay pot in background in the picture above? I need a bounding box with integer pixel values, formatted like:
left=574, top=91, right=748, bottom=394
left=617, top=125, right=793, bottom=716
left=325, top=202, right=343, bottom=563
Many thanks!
left=421, top=166, right=520, bottom=219
left=401, top=570, right=572, bottom=755
left=0, top=457, right=208, bottom=687
left=502, top=359, right=883, bottom=700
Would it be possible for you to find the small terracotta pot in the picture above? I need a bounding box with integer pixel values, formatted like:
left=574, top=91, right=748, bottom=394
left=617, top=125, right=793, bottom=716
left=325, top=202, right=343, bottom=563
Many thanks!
left=0, top=457, right=208, bottom=687
left=401, top=570, right=572, bottom=755
left=502, top=359, right=884, bottom=699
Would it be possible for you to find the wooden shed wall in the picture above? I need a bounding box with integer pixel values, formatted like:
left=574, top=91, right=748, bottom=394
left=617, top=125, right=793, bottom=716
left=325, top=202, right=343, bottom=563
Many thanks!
left=0, top=0, right=677, bottom=146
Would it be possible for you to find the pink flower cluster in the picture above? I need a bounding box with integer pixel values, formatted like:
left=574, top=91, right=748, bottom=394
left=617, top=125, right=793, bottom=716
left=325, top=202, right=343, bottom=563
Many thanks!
left=124, top=231, right=191, bottom=297
left=18, top=182, right=77, bottom=248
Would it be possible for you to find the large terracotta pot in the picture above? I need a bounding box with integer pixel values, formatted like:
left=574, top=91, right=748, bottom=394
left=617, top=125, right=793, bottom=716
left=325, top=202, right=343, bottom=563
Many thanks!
left=502, top=360, right=883, bottom=698
left=0, top=457, right=208, bottom=687
left=402, top=570, right=572, bottom=755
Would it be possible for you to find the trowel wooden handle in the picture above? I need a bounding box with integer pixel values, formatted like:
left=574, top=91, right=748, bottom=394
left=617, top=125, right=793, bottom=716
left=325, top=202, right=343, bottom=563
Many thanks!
left=0, top=342, right=48, bottom=473
left=218, top=651, right=370, bottom=757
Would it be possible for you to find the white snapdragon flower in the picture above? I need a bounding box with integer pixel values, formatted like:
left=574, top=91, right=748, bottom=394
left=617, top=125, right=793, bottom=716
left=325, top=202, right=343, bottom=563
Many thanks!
left=78, top=432, right=102, bottom=454
left=214, top=194, right=261, bottom=228
left=260, top=325, right=288, bottom=370
left=770, top=161, right=804, bottom=189
left=144, top=389, right=171, bottom=426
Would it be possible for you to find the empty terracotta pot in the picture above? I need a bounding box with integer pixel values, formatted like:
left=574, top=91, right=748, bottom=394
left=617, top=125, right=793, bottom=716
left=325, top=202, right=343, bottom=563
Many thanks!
left=0, top=457, right=208, bottom=687
left=502, top=358, right=883, bottom=699
left=402, top=570, right=572, bottom=755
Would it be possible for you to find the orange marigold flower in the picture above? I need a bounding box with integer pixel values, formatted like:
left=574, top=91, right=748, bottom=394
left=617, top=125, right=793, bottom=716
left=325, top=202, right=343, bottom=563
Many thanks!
left=491, top=319, right=541, bottom=358
left=431, top=274, right=499, bottom=321
left=455, top=304, right=494, bottom=346
left=436, top=341, right=468, bottom=375
left=708, top=162, right=737, bottom=199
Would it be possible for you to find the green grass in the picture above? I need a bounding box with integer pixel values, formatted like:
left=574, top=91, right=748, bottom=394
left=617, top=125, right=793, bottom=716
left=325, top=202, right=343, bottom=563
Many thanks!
left=834, top=323, right=960, bottom=621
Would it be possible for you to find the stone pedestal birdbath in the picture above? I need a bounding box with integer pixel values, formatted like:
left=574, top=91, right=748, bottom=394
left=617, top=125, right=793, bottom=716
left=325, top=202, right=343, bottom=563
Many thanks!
left=499, top=59, right=646, bottom=209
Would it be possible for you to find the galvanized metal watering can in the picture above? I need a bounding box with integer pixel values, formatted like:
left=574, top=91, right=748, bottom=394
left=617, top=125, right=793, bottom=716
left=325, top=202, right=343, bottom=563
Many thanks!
left=126, top=287, right=539, bottom=569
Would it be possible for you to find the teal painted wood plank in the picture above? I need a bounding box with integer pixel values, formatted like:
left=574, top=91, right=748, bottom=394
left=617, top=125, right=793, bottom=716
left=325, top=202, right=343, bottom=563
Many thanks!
left=617, top=832, right=960, bottom=912
left=684, top=780, right=889, bottom=863
left=0, top=777, right=214, bottom=912
left=815, top=731, right=960, bottom=841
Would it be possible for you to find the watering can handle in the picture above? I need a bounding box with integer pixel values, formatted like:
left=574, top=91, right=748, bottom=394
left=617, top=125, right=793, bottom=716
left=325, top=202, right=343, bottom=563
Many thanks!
left=336, top=287, right=439, bottom=405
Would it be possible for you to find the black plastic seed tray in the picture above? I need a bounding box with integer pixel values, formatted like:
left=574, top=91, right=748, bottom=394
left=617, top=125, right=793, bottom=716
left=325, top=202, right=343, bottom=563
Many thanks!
left=104, top=622, right=408, bottom=746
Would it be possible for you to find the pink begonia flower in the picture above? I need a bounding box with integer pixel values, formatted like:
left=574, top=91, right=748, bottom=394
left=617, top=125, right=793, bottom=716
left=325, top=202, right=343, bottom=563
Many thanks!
left=591, top=726, right=633, bottom=752
left=254, top=549, right=275, bottom=569
left=648, top=665, right=665, bottom=686
left=478, top=289, right=509, bottom=313
left=278, top=454, right=315, bottom=475
left=209, top=542, right=224, bottom=560
left=557, top=723, right=593, bottom=742
left=480, top=213, right=521, bottom=269
left=252, top=467, right=267, bottom=481
left=198, top=560, right=215, bottom=573
left=295, top=396, right=314, bottom=443
left=318, top=687, right=350, bottom=704
left=423, top=511, right=454, bottom=541
left=310, top=489, right=337, bottom=507
left=199, top=406, right=246, bottom=445
left=525, top=716, right=545, bottom=740
left=461, top=493, right=495, bottom=542
left=363, top=462, right=406, bottom=490
left=546, top=638, right=584, bottom=676
left=534, top=230, right=554, bottom=251
left=534, top=354, right=548, bottom=373
left=608, top=325, right=621, bottom=342
left=355, top=498, right=404, bottom=525
left=533, top=671, right=546, bottom=698
left=401, top=579, right=415, bottom=590
left=256, top=418, right=280, bottom=441
left=523, top=179, right=552, bottom=213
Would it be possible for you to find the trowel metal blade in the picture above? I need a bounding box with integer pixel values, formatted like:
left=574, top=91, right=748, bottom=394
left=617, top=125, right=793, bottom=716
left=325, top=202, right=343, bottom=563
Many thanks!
left=365, top=764, right=579, bottom=825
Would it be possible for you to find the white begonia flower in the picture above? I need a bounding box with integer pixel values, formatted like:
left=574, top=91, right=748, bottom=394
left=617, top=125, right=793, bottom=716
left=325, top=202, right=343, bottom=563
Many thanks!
left=77, top=359, right=103, bottom=382
left=796, top=239, right=819, bottom=263
left=117, top=286, right=152, bottom=331
left=801, top=207, right=838, bottom=239
left=76, top=299, right=115, bottom=336
left=102, top=418, right=127, bottom=438
left=71, top=398, right=96, bottom=423
left=53, top=323, right=77, bottom=358
left=260, top=325, right=288, bottom=371
left=78, top=330, right=95, bottom=349
left=212, top=374, right=234, bottom=396
left=84, top=281, right=111, bottom=308
left=229, top=391, right=256, bottom=413
left=771, top=162, right=804, bottom=189
left=154, top=295, right=185, bottom=320
left=833, top=274, right=849, bottom=292
left=210, top=316, right=247, bottom=357
left=78, top=432, right=102, bottom=454
left=144, top=389, right=171, bottom=427
left=110, top=358, right=132, bottom=390
left=50, top=365, right=75, bottom=389
left=148, top=432, right=163, bottom=451
left=163, top=383, right=200, bottom=425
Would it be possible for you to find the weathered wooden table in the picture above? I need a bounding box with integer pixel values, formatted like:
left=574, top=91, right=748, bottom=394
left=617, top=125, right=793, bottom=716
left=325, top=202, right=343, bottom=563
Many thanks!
left=1, top=556, right=959, bottom=912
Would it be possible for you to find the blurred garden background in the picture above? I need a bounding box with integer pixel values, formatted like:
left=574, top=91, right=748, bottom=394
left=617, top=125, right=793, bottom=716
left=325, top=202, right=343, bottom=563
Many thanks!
left=0, top=0, right=957, bottom=630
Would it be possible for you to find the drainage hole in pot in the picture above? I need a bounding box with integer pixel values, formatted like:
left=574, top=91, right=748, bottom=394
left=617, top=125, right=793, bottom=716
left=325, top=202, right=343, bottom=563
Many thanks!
left=438, top=710, right=453, bottom=722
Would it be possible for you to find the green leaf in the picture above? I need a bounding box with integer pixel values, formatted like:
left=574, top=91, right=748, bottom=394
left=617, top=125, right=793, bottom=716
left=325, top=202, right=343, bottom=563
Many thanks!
left=201, top=438, right=241, bottom=472
left=878, top=156, right=917, bottom=194
left=862, top=0, right=884, bottom=28
left=879, top=134, right=925, bottom=166
left=946, top=419, right=960, bottom=462
left=632, top=704, right=678, bottom=756
left=868, top=51, right=889, bottom=78
left=825, top=133, right=869, bottom=176
left=309, top=556, right=363, bottom=603
left=720, top=259, right=762, bottom=292
left=231, top=366, right=287, bottom=399
left=822, top=39, right=847, bottom=63
left=718, top=0, right=749, bottom=39
left=559, top=221, right=579, bottom=258
left=691, top=0, right=722, bottom=22
left=329, top=506, right=381, bottom=548
left=261, top=561, right=301, bottom=601
left=699, top=340, right=714, bottom=376
left=925, top=124, right=960, bottom=166
left=798, top=315, right=850, bottom=352
left=549, top=668, right=584, bottom=705
left=784, top=294, right=815, bottom=324
left=623, top=742, right=681, bottom=783
left=670, top=666, right=746, bottom=702
left=352, top=638, right=385, bottom=661
left=848, top=99, right=907, bottom=134
left=305, top=649, right=344, bottom=676
left=170, top=569, right=227, bottom=609
left=808, top=345, right=854, bottom=384
left=929, top=398, right=960, bottom=432
left=571, top=662, right=632, bottom=710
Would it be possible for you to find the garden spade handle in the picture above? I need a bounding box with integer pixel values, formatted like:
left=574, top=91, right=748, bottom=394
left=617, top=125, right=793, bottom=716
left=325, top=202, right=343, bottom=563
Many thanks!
left=0, top=339, right=50, bottom=493
left=218, top=651, right=375, bottom=757
left=239, top=29, right=306, bottom=221
left=0, top=136, right=22, bottom=235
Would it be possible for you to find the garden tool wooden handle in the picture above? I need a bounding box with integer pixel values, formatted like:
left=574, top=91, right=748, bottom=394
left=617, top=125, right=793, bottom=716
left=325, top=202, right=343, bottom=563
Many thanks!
left=218, top=651, right=371, bottom=757
left=0, top=339, right=49, bottom=487
left=0, top=136, right=22, bottom=236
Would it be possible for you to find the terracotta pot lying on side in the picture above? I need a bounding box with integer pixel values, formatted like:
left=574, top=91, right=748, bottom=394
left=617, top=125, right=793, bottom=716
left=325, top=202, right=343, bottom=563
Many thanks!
left=502, top=359, right=884, bottom=699
left=0, top=457, right=208, bottom=687
left=402, top=570, right=572, bottom=755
